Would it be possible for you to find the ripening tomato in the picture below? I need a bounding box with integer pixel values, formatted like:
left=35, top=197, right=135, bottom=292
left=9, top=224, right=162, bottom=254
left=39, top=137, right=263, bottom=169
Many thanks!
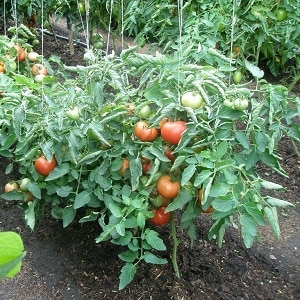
left=134, top=121, right=159, bottom=142
left=22, top=191, right=34, bottom=203
left=156, top=175, right=180, bottom=199
left=120, top=158, right=130, bottom=175
left=4, top=182, right=19, bottom=192
left=160, top=120, right=187, bottom=145
left=141, top=157, right=152, bottom=174
left=34, top=155, right=57, bottom=176
left=27, top=51, right=39, bottom=62
left=150, top=206, right=170, bottom=226
left=0, top=61, right=5, bottom=73
left=197, top=188, right=214, bottom=213
left=14, top=45, right=27, bottom=62
left=164, top=146, right=175, bottom=162
left=31, top=63, right=48, bottom=76
left=181, top=91, right=204, bottom=109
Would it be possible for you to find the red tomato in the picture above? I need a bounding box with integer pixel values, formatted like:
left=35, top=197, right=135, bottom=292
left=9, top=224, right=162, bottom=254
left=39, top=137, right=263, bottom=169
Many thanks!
left=164, top=146, right=175, bottom=162
left=150, top=206, right=170, bottom=226
left=134, top=121, right=159, bottom=142
left=34, top=155, right=57, bottom=176
left=156, top=175, right=180, bottom=199
left=141, top=157, right=152, bottom=174
left=160, top=121, right=187, bottom=145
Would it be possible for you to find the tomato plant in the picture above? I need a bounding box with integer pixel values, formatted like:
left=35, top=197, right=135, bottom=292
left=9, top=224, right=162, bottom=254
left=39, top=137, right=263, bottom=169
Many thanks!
left=160, top=121, right=187, bottom=145
left=150, top=206, right=170, bottom=226
left=34, top=156, right=57, bottom=176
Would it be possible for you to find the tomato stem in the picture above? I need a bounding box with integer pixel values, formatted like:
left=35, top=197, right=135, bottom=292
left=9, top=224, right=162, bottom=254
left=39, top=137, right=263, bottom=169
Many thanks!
left=170, top=212, right=180, bottom=278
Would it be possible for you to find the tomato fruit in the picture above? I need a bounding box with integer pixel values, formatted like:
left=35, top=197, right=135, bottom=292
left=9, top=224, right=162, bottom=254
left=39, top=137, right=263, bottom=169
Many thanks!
left=14, top=45, right=27, bottom=62
left=34, top=74, right=45, bottom=83
left=197, top=188, right=214, bottom=213
left=5, top=182, right=19, bottom=192
left=141, top=157, right=152, bottom=174
left=164, top=146, right=175, bottom=162
left=181, top=91, right=204, bottom=109
left=233, top=70, right=243, bottom=84
left=134, top=121, right=159, bottom=142
left=66, top=106, right=80, bottom=120
left=150, top=206, right=170, bottom=226
left=161, top=121, right=187, bottom=145
left=136, top=105, right=151, bottom=118
left=233, top=98, right=248, bottom=110
left=120, top=158, right=130, bottom=176
left=276, top=9, right=287, bottom=21
left=31, top=63, right=48, bottom=76
left=156, top=175, right=180, bottom=199
left=34, top=155, right=57, bottom=176
left=78, top=2, right=86, bottom=15
left=0, top=62, right=5, bottom=73
left=22, top=191, right=33, bottom=203
left=20, top=178, right=31, bottom=191
left=27, top=51, right=39, bottom=62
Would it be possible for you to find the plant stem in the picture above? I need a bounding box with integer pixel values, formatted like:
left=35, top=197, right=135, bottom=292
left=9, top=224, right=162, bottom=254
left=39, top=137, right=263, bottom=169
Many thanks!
left=170, top=212, right=180, bottom=278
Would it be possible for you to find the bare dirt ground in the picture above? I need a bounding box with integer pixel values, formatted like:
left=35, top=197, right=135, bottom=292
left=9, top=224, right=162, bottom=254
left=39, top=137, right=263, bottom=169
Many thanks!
left=0, top=17, right=299, bottom=300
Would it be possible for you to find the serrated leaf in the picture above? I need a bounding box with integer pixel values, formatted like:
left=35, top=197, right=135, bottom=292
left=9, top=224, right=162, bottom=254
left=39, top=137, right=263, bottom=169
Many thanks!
left=63, top=205, right=76, bottom=227
left=266, top=197, right=295, bottom=208
left=77, top=150, right=102, bottom=165
left=108, top=203, right=123, bottom=218
left=116, top=221, right=126, bottom=236
left=264, top=206, right=280, bottom=239
left=239, top=214, right=258, bottom=248
left=245, top=60, right=264, bottom=78
left=209, top=182, right=230, bottom=197
left=143, top=251, right=168, bottom=264
left=137, top=212, right=146, bottom=229
left=181, top=164, right=196, bottom=186
left=119, top=263, right=137, bottom=290
left=118, top=250, right=138, bottom=263
left=165, top=189, right=193, bottom=212
left=24, top=201, right=36, bottom=230
left=44, top=163, right=70, bottom=181
left=212, top=194, right=239, bottom=212
left=194, top=170, right=213, bottom=187
left=144, top=229, right=166, bottom=251
left=260, top=180, right=284, bottom=190
left=235, top=131, right=250, bottom=149
left=73, top=191, right=91, bottom=209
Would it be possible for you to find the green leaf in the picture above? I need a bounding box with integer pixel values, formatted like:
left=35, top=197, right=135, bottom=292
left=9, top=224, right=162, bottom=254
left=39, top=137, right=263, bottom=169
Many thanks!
left=73, top=191, right=91, bottom=209
left=0, top=232, right=26, bottom=278
left=63, top=205, right=76, bottom=227
left=215, top=141, right=228, bottom=159
left=137, top=212, right=146, bottom=229
left=209, top=182, right=230, bottom=197
left=266, top=197, right=295, bottom=208
left=118, top=250, right=138, bottom=263
left=239, top=214, right=258, bottom=248
left=264, top=206, right=280, bottom=239
left=144, top=229, right=166, bottom=251
left=243, top=202, right=265, bottom=226
left=119, top=263, right=137, bottom=290
left=235, top=131, right=250, bottom=149
left=165, top=189, right=193, bottom=212
left=24, top=201, right=36, bottom=230
left=194, top=170, right=213, bottom=187
left=181, top=164, right=196, bottom=186
left=27, top=182, right=41, bottom=199
left=213, top=194, right=239, bottom=212
left=44, top=163, right=70, bottom=181
left=143, top=251, right=168, bottom=264
left=116, top=221, right=126, bottom=236
left=108, top=203, right=123, bottom=218
left=245, top=60, right=264, bottom=78
left=260, top=180, right=284, bottom=190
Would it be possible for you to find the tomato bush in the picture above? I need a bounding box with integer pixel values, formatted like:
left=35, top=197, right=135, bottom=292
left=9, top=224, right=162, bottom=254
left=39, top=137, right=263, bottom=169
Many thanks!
left=0, top=28, right=299, bottom=290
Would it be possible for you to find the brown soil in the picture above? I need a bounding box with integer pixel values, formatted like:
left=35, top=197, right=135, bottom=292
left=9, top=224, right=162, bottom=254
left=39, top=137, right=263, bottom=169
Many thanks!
left=0, top=18, right=299, bottom=300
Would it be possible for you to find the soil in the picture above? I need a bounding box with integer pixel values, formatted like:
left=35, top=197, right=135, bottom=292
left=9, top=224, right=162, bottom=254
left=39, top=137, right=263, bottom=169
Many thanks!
left=0, top=18, right=299, bottom=300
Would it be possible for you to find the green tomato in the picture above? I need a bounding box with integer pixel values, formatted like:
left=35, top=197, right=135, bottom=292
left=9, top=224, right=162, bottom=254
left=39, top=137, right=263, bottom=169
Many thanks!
left=8, top=61, right=17, bottom=72
left=223, top=99, right=234, bottom=109
left=20, top=178, right=31, bottom=191
left=34, top=74, right=45, bottom=83
left=233, top=98, right=248, bottom=110
left=66, top=106, right=80, bottom=120
left=181, top=91, right=204, bottom=109
left=276, top=9, right=287, bottom=21
left=93, top=41, right=104, bottom=49
left=137, top=105, right=151, bottom=118
left=151, top=197, right=163, bottom=208
left=233, top=70, right=243, bottom=84
left=78, top=2, right=86, bottom=15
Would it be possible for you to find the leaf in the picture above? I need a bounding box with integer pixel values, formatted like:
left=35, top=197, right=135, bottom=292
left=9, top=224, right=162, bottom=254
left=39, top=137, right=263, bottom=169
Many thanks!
left=77, top=150, right=102, bottom=165
left=212, top=194, right=239, bottom=212
left=116, top=221, right=126, bottom=236
left=63, top=205, right=76, bottom=228
left=260, top=180, right=284, bottom=190
left=0, top=232, right=26, bottom=278
left=119, top=263, right=137, bottom=290
left=73, top=191, right=91, bottom=209
left=44, top=163, right=70, bottom=181
left=137, top=212, right=146, bottom=229
left=235, top=131, right=250, bottom=149
left=209, top=182, right=230, bottom=197
left=118, top=250, right=139, bottom=263
left=181, top=164, right=196, bottom=186
left=264, top=206, right=280, bottom=239
left=245, top=60, right=264, bottom=78
left=24, top=201, right=36, bottom=230
left=266, top=197, right=295, bottom=208
left=143, top=251, right=168, bottom=264
left=165, top=189, right=193, bottom=212
left=144, top=229, right=166, bottom=251
left=108, top=203, right=123, bottom=218
left=194, top=170, right=213, bottom=187
left=239, top=214, right=258, bottom=248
